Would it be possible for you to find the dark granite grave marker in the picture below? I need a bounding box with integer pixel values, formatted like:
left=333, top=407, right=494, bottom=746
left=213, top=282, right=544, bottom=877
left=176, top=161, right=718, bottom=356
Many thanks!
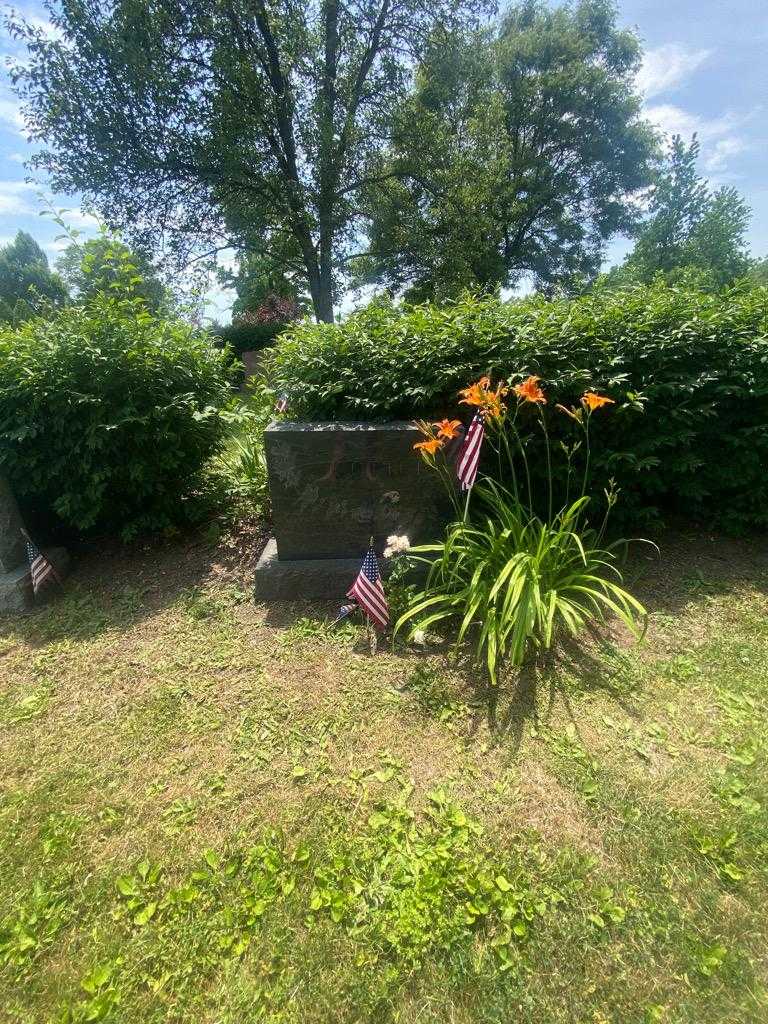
left=0, top=474, right=26, bottom=575
left=0, top=474, right=70, bottom=613
left=264, top=421, right=448, bottom=561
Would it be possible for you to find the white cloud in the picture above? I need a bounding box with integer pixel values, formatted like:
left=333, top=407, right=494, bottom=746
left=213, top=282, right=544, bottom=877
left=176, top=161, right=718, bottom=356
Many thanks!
left=644, top=103, right=752, bottom=179
left=0, top=95, right=27, bottom=136
left=203, top=280, right=236, bottom=322
left=3, top=8, right=63, bottom=43
left=637, top=44, right=710, bottom=100
left=57, top=207, right=101, bottom=230
left=24, top=15, right=63, bottom=40
left=704, top=136, right=748, bottom=173
left=637, top=41, right=758, bottom=181
left=645, top=103, right=727, bottom=141
left=0, top=179, right=36, bottom=215
left=43, top=236, right=71, bottom=257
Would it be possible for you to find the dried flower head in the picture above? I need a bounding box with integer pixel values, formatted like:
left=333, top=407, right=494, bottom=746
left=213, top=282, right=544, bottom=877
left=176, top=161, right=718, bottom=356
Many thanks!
left=383, top=534, right=411, bottom=558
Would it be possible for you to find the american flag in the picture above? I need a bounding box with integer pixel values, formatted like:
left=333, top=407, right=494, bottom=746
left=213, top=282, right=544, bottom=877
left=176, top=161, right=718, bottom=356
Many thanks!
left=456, top=412, right=485, bottom=491
left=347, top=546, right=389, bottom=630
left=24, top=534, right=57, bottom=595
left=275, top=393, right=289, bottom=413
left=331, top=602, right=357, bottom=626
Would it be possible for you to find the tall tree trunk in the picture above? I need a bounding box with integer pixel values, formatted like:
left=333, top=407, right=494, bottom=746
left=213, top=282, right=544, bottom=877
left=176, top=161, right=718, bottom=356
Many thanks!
left=314, top=0, right=339, bottom=325
left=315, top=250, right=334, bottom=322
left=291, top=217, right=334, bottom=322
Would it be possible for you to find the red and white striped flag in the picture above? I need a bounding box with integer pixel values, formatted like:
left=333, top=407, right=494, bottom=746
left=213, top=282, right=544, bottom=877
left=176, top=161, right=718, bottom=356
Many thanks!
left=456, top=412, right=484, bottom=491
left=347, top=546, right=389, bottom=630
left=23, top=532, right=58, bottom=595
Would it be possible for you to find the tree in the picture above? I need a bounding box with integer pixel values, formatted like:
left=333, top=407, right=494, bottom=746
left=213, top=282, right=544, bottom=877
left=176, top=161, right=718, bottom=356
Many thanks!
left=56, top=236, right=170, bottom=313
left=745, top=257, right=768, bottom=287
left=220, top=251, right=308, bottom=320
left=8, top=0, right=482, bottom=322
left=354, top=0, right=657, bottom=299
left=0, top=231, right=68, bottom=323
left=605, top=136, right=752, bottom=289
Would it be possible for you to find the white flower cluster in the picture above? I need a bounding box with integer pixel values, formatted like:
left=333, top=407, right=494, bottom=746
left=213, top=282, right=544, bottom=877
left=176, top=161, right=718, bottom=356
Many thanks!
left=383, top=534, right=411, bottom=558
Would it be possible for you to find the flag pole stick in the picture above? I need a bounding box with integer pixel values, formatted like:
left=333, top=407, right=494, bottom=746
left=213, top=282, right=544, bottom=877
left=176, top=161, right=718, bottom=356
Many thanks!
left=367, top=535, right=377, bottom=654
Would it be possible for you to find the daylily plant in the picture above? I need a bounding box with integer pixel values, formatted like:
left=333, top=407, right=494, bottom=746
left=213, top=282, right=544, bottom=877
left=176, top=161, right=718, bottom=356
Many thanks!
left=398, top=374, right=646, bottom=682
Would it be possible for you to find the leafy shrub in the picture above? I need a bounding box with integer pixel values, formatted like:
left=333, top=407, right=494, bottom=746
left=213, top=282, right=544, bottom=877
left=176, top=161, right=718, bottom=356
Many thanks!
left=214, top=319, right=285, bottom=358
left=0, top=296, right=233, bottom=539
left=207, top=384, right=275, bottom=516
left=269, top=283, right=768, bottom=531
left=216, top=296, right=301, bottom=357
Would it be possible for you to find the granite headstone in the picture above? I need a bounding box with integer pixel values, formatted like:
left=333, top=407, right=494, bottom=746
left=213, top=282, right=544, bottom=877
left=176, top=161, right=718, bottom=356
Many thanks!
left=0, top=474, right=26, bottom=574
left=264, top=421, right=449, bottom=561
left=0, top=474, right=70, bottom=613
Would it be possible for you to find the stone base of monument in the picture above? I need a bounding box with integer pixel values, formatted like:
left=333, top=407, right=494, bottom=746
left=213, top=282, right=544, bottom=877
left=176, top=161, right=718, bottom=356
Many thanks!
left=255, top=538, right=402, bottom=601
left=0, top=547, right=70, bottom=615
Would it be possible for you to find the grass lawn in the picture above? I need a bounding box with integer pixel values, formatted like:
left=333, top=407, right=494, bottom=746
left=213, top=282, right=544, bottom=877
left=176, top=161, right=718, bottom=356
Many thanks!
left=1, top=528, right=767, bottom=1023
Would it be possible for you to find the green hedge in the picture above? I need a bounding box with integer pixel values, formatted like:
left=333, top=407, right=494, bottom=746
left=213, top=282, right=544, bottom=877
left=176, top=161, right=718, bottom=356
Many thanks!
left=0, top=297, right=233, bottom=539
left=269, top=284, right=768, bottom=532
left=214, top=320, right=286, bottom=358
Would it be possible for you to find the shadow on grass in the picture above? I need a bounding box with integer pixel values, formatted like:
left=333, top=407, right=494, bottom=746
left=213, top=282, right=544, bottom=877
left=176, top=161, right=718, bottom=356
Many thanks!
left=392, top=531, right=768, bottom=753
left=459, top=629, right=643, bottom=755
left=0, top=520, right=268, bottom=648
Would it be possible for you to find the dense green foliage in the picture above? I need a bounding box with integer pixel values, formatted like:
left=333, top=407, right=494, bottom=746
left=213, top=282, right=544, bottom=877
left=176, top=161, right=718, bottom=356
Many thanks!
left=0, top=231, right=68, bottom=324
left=223, top=252, right=308, bottom=322
left=215, top=319, right=286, bottom=358
left=207, top=386, right=275, bottom=518
left=359, top=0, right=656, bottom=299
left=56, top=236, right=170, bottom=313
left=0, top=297, right=232, bottom=539
left=270, top=283, right=768, bottom=531
left=215, top=295, right=301, bottom=357
left=603, top=137, right=752, bottom=290
left=9, top=0, right=658, bottom=318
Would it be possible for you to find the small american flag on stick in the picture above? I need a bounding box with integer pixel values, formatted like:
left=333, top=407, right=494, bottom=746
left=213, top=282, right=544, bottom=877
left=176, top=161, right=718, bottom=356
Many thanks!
left=275, top=393, right=289, bottom=413
left=21, top=529, right=59, bottom=595
left=331, top=602, right=357, bottom=626
left=456, top=412, right=485, bottom=491
left=347, top=545, right=389, bottom=630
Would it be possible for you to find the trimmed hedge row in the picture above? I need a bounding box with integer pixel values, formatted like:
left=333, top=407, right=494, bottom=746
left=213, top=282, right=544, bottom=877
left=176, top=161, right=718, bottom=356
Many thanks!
left=214, top=319, right=286, bottom=358
left=269, top=284, right=768, bottom=532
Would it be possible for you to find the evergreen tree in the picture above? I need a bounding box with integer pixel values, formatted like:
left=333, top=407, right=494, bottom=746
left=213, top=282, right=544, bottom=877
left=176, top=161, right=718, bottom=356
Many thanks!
left=0, top=231, right=68, bottom=323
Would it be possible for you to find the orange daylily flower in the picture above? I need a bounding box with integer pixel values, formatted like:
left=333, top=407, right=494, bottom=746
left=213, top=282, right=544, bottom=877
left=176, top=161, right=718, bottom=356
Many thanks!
left=434, top=418, right=462, bottom=440
left=413, top=437, right=443, bottom=455
left=581, top=391, right=615, bottom=411
left=458, top=376, right=490, bottom=408
left=458, top=377, right=508, bottom=419
left=514, top=375, right=546, bottom=404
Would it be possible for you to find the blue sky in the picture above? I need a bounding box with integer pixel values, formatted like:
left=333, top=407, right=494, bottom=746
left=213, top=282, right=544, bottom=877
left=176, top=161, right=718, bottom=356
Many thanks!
left=1, top=0, right=766, bottom=319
